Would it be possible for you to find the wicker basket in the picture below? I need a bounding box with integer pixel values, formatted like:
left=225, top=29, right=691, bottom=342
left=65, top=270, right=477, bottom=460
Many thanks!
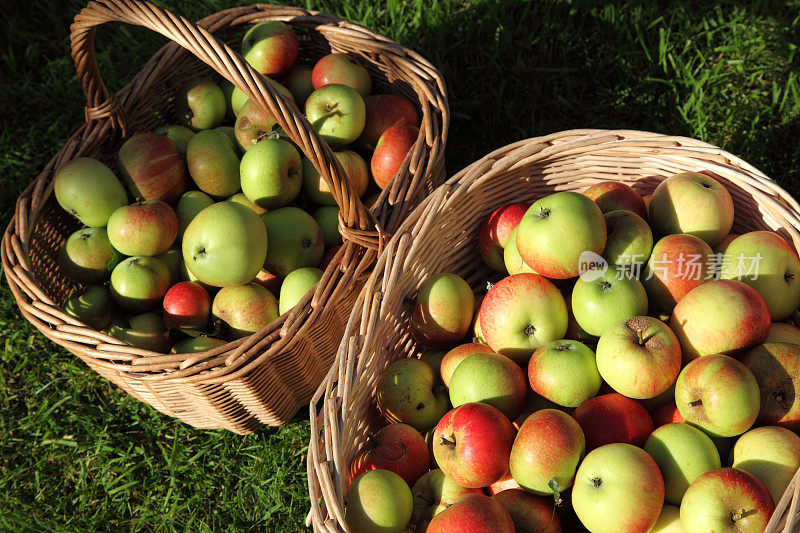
left=1, top=0, right=448, bottom=433
left=306, top=129, right=800, bottom=531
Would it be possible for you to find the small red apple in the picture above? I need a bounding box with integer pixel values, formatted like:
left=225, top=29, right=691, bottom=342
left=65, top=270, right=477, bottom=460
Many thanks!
left=371, top=122, right=419, bottom=189
left=573, top=393, right=654, bottom=450
left=357, top=94, right=419, bottom=150
left=311, top=53, right=372, bottom=97
left=349, top=423, right=430, bottom=488
left=651, top=401, right=685, bottom=427
left=478, top=203, right=532, bottom=272
left=427, top=493, right=514, bottom=533
left=583, top=181, right=647, bottom=218
left=163, top=281, right=210, bottom=330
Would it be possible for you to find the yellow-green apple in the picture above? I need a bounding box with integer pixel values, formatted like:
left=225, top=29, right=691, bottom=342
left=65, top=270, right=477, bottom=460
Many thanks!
left=595, top=316, right=681, bottom=399
left=479, top=202, right=532, bottom=272
left=642, top=233, right=713, bottom=313
left=675, top=354, right=760, bottom=438
left=59, top=228, right=122, bottom=283
left=652, top=400, right=685, bottom=427
left=262, top=207, right=324, bottom=277
left=733, top=425, right=800, bottom=504
left=410, top=469, right=482, bottom=530
left=163, top=281, right=210, bottom=330
left=234, top=99, right=281, bottom=152
left=154, top=125, right=194, bottom=158
left=371, top=122, right=419, bottom=189
left=583, top=181, right=648, bottom=219
left=572, top=443, right=664, bottom=533
left=305, top=84, right=366, bottom=146
left=650, top=505, right=682, bottom=533
left=439, top=343, right=495, bottom=386
left=183, top=201, right=267, bottom=287
left=571, top=268, right=648, bottom=337
left=503, top=226, right=537, bottom=274
left=110, top=256, right=171, bottom=312
left=648, top=172, right=734, bottom=246
left=493, top=489, right=561, bottom=533
left=680, top=468, right=774, bottom=533
left=54, top=157, right=127, bottom=227
left=241, top=21, right=298, bottom=77
left=106, top=312, right=169, bottom=352
left=527, top=339, right=601, bottom=407
left=767, top=322, right=800, bottom=344
left=117, top=133, right=188, bottom=202
left=176, top=191, right=214, bottom=239
left=573, top=393, right=654, bottom=450
left=186, top=130, right=240, bottom=197
left=741, top=342, right=800, bottom=432
left=427, top=493, right=514, bottom=533
left=719, top=231, right=800, bottom=320
left=479, top=273, right=568, bottom=362
left=64, top=285, right=114, bottom=330
left=228, top=77, right=295, bottom=118
left=345, top=469, right=412, bottom=533
left=301, top=150, right=368, bottom=205
left=211, top=283, right=278, bottom=339
left=419, top=349, right=447, bottom=375
left=357, top=94, right=419, bottom=150
left=311, top=53, right=372, bottom=97
left=644, top=423, right=721, bottom=505
left=563, top=293, right=596, bottom=343
left=376, top=358, right=449, bottom=431
left=602, top=210, right=653, bottom=266
left=313, top=206, right=342, bottom=249
left=107, top=200, right=177, bottom=257
left=280, top=64, right=314, bottom=104
left=433, top=402, right=515, bottom=488
left=516, top=191, right=607, bottom=279
left=278, top=266, right=323, bottom=315
left=448, top=352, right=527, bottom=419
left=509, top=409, right=585, bottom=495
left=170, top=336, right=226, bottom=354
left=485, top=472, right=522, bottom=495
left=670, top=280, right=771, bottom=361
left=227, top=192, right=268, bottom=216
left=240, top=138, right=301, bottom=209
left=175, top=78, right=226, bottom=131
left=410, top=273, right=475, bottom=349
left=349, top=423, right=430, bottom=487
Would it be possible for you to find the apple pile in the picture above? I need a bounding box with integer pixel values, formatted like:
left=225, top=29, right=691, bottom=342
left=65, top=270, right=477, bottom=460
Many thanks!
left=344, top=172, right=800, bottom=533
left=54, top=21, right=421, bottom=353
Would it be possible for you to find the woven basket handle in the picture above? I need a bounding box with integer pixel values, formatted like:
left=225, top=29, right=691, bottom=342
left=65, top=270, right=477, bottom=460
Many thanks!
left=69, top=0, right=381, bottom=247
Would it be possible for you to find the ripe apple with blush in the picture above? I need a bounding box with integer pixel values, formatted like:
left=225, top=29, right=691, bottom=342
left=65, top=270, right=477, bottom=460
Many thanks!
left=345, top=469, right=412, bottom=533
left=410, top=273, right=475, bottom=349
left=163, top=281, right=210, bottom=330
left=349, top=423, right=429, bottom=487
left=652, top=401, right=685, bottom=427
left=741, top=342, right=800, bottom=432
left=59, top=228, right=122, bottom=283
left=211, top=283, right=279, bottom=339
left=357, top=94, right=419, bottom=150
left=642, top=233, right=713, bottom=313
left=573, top=393, right=654, bottom=450
left=371, top=122, right=419, bottom=189
left=427, top=493, right=514, bottom=533
left=241, top=21, right=298, bottom=77
left=107, top=200, right=178, bottom=257
left=493, top=489, right=561, bottom=533
left=410, top=469, right=482, bottom=530
left=527, top=339, right=601, bottom=408
left=117, top=132, right=188, bottom=202
left=312, top=53, right=372, bottom=97
left=583, top=180, right=647, bottom=218
left=478, top=202, right=531, bottom=272
left=439, top=342, right=495, bottom=386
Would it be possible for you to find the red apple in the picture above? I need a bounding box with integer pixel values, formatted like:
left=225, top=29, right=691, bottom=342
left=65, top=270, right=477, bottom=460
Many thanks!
left=479, top=203, right=532, bottom=272
left=652, top=401, right=685, bottom=427
left=440, top=343, right=495, bottom=387
left=357, top=94, right=419, bottom=150
left=493, top=489, right=561, bottom=533
left=427, top=493, right=514, bottom=533
left=742, top=342, right=800, bottom=432
left=583, top=181, right=647, bottom=218
left=241, top=21, right=298, bottom=77
left=117, top=132, right=188, bottom=202
left=163, top=281, right=210, bottom=330
left=251, top=268, right=281, bottom=295
left=410, top=469, right=483, bottom=530
left=432, top=403, right=515, bottom=489
left=311, top=53, right=372, bottom=97
left=573, top=393, right=654, bottom=450
left=371, top=122, right=418, bottom=189
left=107, top=200, right=178, bottom=257
left=349, top=423, right=430, bottom=488
left=485, top=472, right=522, bottom=496
left=642, top=233, right=714, bottom=313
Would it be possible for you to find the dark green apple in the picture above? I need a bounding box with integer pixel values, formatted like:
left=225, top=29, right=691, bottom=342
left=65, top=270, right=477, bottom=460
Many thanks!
left=262, top=207, right=324, bottom=277
left=176, top=191, right=214, bottom=238
left=64, top=285, right=114, bottom=330
left=171, top=336, right=227, bottom=354
left=313, top=206, right=342, bottom=249
left=106, top=312, right=170, bottom=352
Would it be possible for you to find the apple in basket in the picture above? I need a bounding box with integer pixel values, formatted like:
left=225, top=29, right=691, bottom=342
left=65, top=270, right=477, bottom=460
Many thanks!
left=175, top=77, right=226, bottom=131
left=439, top=343, right=495, bottom=386
left=642, top=233, right=714, bottom=314
left=241, top=21, right=298, bottom=78
left=601, top=209, right=653, bottom=267
left=234, top=99, right=280, bottom=152
left=527, top=339, right=602, bottom=408
left=262, top=207, right=325, bottom=278
left=478, top=202, right=531, bottom=272
left=357, top=93, right=419, bottom=150
left=651, top=505, right=682, bottom=533
left=312, top=53, right=372, bottom=97
left=741, top=342, right=800, bottom=432
left=766, top=322, right=800, bottom=344
left=583, top=180, right=648, bottom=218
left=280, top=64, right=314, bottom=105
left=175, top=191, right=214, bottom=239
left=301, top=151, right=369, bottom=206
left=106, top=312, right=170, bottom=353
left=572, top=393, right=654, bottom=450
left=427, top=493, right=514, bottom=533
left=227, top=77, right=295, bottom=118
left=492, top=489, right=561, bottom=533
left=371, top=122, right=419, bottom=189
left=503, top=226, right=537, bottom=275
left=154, top=124, right=195, bottom=158
left=409, top=469, right=482, bottom=530
left=110, top=256, right=172, bottom=312
left=279, top=267, right=323, bottom=315
left=313, top=205, right=342, bottom=249
left=376, top=358, right=449, bottom=431
left=240, top=138, right=302, bottom=209
left=107, top=200, right=178, bottom=257
left=163, top=281, right=211, bottom=331
left=305, top=84, right=366, bottom=147
left=345, top=469, right=413, bottom=533
left=58, top=227, right=122, bottom=283
left=410, top=273, right=475, bottom=349
left=117, top=132, right=188, bottom=202
left=186, top=129, right=240, bottom=197
left=211, top=284, right=279, bottom=339
left=171, top=336, right=227, bottom=354
left=349, top=423, right=430, bottom=487
left=53, top=157, right=128, bottom=227
left=448, top=352, right=528, bottom=420
left=227, top=192, right=267, bottom=216
left=570, top=266, right=648, bottom=338
left=64, top=285, right=114, bottom=330
left=733, top=425, right=800, bottom=505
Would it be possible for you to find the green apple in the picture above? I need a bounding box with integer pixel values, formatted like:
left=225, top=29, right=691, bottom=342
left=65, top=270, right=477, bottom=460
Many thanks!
left=54, top=157, right=127, bottom=227
left=171, top=336, right=227, bottom=354
left=516, top=191, right=607, bottom=279
left=153, top=125, right=195, bottom=158
left=281, top=64, right=314, bottom=104
left=229, top=77, right=295, bottom=118
left=571, top=268, right=648, bottom=337
left=733, top=425, right=800, bottom=504
left=279, top=267, right=323, bottom=315
left=719, top=231, right=800, bottom=320
left=176, top=191, right=214, bottom=238
left=644, top=423, right=721, bottom=505
left=64, top=285, right=114, bottom=330
left=214, top=126, right=238, bottom=152
left=675, top=354, right=760, bottom=438
left=595, top=316, right=681, bottom=399
left=440, top=343, right=495, bottom=387
left=376, top=358, right=449, bottom=431
left=183, top=201, right=267, bottom=287
left=262, top=207, right=324, bottom=277
left=313, top=205, right=342, bottom=249
left=107, top=200, right=178, bottom=256
left=650, top=505, right=682, bottom=533
left=106, top=312, right=170, bottom=352
left=241, top=21, right=298, bottom=78
left=186, top=129, right=241, bottom=198
left=240, top=138, right=301, bottom=209
left=448, top=352, right=527, bottom=420
left=345, top=469, right=413, bottom=533
left=410, top=469, right=482, bottom=530
left=175, top=78, right=226, bottom=131
left=234, top=98, right=282, bottom=151
left=602, top=210, right=653, bottom=266
left=503, top=226, right=537, bottom=274
left=211, top=283, right=278, bottom=339
left=410, top=273, right=475, bottom=349
left=305, top=84, right=366, bottom=146
left=572, top=443, right=665, bottom=533
left=227, top=192, right=268, bottom=216
left=59, top=227, right=122, bottom=283
left=527, top=339, right=601, bottom=408
left=155, top=247, right=183, bottom=284
left=110, top=256, right=171, bottom=312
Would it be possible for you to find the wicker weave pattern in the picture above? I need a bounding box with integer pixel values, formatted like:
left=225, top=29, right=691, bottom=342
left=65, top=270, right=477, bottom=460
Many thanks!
left=306, top=129, right=800, bottom=531
left=2, top=0, right=448, bottom=432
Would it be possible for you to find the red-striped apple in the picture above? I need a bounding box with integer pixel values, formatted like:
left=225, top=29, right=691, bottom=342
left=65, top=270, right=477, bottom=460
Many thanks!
left=211, top=283, right=279, bottom=339
left=241, top=21, right=298, bottom=77
left=643, top=233, right=713, bottom=313
left=479, top=202, right=531, bottom=272
left=583, top=181, right=647, bottom=218
left=573, top=393, right=654, bottom=450
left=117, top=133, right=188, bottom=202
left=427, top=493, right=514, bottom=533
left=349, top=423, right=429, bottom=487
left=493, top=489, right=561, bottom=533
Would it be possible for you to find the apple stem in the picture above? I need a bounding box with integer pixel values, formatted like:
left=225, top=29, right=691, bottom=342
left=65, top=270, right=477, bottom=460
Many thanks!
left=317, top=105, right=341, bottom=120
left=636, top=329, right=645, bottom=346
left=438, top=435, right=456, bottom=447
left=732, top=508, right=758, bottom=521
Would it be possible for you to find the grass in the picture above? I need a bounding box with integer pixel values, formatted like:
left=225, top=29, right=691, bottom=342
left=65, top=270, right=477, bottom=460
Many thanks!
left=2, top=0, right=800, bottom=530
